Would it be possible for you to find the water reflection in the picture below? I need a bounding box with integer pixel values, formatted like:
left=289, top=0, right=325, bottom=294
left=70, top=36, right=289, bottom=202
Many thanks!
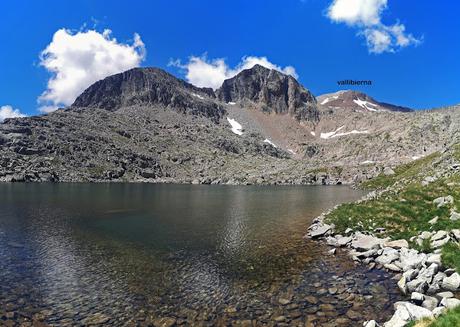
left=0, top=184, right=402, bottom=326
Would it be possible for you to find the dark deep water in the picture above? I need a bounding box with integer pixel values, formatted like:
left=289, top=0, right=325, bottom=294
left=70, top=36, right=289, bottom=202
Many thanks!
left=0, top=184, right=402, bottom=326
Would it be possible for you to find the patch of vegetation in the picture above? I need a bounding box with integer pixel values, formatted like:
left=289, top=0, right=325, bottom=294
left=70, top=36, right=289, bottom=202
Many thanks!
left=414, top=237, right=432, bottom=253
left=409, top=305, right=460, bottom=327
left=360, top=152, right=441, bottom=190
left=441, top=242, right=460, bottom=272
left=326, top=176, right=460, bottom=241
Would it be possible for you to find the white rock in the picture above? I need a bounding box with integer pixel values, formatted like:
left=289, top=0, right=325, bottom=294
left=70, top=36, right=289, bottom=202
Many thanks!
left=432, top=307, right=446, bottom=317
left=385, top=263, right=402, bottom=272
left=421, top=295, right=439, bottom=311
left=309, top=224, right=332, bottom=238
left=398, top=248, right=426, bottom=271
left=450, top=210, right=460, bottom=221
left=428, top=216, right=439, bottom=225
left=351, top=233, right=384, bottom=251
left=426, top=253, right=442, bottom=266
left=384, top=239, right=409, bottom=249
left=433, top=196, right=454, bottom=208
left=451, top=229, right=460, bottom=241
left=336, top=235, right=352, bottom=246
left=431, top=236, right=450, bottom=249
left=395, top=302, right=434, bottom=320
left=384, top=306, right=410, bottom=327
left=363, top=320, right=377, bottom=327
left=431, top=230, right=448, bottom=241
left=436, top=291, right=454, bottom=299
left=440, top=297, right=460, bottom=309
left=397, top=276, right=407, bottom=295
left=376, top=248, right=400, bottom=265
left=403, top=269, right=418, bottom=282
left=442, top=273, right=460, bottom=291
left=410, top=292, right=424, bottom=303
left=418, top=263, right=439, bottom=280
left=328, top=248, right=336, bottom=254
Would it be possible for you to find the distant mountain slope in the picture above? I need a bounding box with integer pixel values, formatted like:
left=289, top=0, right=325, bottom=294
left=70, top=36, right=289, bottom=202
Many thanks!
left=1, top=65, right=459, bottom=184
left=317, top=90, right=412, bottom=113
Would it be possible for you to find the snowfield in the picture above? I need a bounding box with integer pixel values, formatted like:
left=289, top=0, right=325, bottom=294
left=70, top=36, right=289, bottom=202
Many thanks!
left=353, top=98, right=380, bottom=112
left=321, top=126, right=369, bottom=139
left=227, top=117, right=243, bottom=135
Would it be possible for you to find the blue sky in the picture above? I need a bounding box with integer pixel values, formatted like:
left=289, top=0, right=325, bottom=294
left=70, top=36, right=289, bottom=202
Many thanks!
left=1, top=0, right=459, bottom=118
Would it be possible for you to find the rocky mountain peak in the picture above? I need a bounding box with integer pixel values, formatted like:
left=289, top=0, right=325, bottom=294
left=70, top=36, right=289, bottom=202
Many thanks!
left=216, top=65, right=319, bottom=122
left=71, top=67, right=225, bottom=121
left=318, top=90, right=412, bottom=113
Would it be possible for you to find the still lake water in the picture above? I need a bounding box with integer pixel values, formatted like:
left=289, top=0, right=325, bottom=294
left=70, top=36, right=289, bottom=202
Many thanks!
left=0, top=184, right=402, bottom=326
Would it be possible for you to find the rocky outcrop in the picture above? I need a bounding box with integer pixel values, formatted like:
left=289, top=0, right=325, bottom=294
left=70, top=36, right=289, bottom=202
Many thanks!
left=308, top=217, right=460, bottom=326
left=72, top=67, right=225, bottom=122
left=217, top=65, right=319, bottom=122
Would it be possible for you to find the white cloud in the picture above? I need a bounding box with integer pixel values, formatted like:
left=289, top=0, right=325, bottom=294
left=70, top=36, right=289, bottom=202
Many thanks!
left=0, top=105, right=26, bottom=122
left=327, top=0, right=421, bottom=53
left=170, top=55, right=298, bottom=89
left=38, top=28, right=146, bottom=113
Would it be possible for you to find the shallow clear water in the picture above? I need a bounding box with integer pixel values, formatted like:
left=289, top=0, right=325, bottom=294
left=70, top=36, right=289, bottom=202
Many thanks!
left=0, top=184, right=402, bottom=326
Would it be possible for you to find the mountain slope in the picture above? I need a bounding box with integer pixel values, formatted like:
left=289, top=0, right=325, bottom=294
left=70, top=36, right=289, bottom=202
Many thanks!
left=1, top=65, right=459, bottom=184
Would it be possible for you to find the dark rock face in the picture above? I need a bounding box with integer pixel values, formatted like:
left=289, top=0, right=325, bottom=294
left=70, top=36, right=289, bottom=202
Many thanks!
left=217, top=65, right=319, bottom=122
left=72, top=67, right=225, bottom=122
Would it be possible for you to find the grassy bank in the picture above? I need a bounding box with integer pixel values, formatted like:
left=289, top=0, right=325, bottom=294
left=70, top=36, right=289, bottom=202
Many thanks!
left=322, top=148, right=460, bottom=326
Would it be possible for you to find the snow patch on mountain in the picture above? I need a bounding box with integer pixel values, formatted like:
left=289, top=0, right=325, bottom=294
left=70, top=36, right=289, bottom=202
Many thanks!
left=191, top=93, right=204, bottom=100
left=321, top=126, right=345, bottom=139
left=227, top=117, right=243, bottom=135
left=263, top=139, right=277, bottom=147
left=353, top=98, right=380, bottom=112
left=321, top=126, right=369, bottom=139
left=310, top=131, right=316, bottom=136
left=320, top=95, right=338, bottom=105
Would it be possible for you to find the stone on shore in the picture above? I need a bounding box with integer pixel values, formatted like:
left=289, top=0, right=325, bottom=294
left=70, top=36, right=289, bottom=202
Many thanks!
left=384, top=239, right=409, bottom=249
left=441, top=273, right=460, bottom=291
left=440, top=297, right=460, bottom=309
left=336, top=235, right=352, bottom=246
left=421, top=295, right=439, bottom=311
left=308, top=223, right=332, bottom=238
left=351, top=233, right=384, bottom=251
left=397, top=248, right=426, bottom=271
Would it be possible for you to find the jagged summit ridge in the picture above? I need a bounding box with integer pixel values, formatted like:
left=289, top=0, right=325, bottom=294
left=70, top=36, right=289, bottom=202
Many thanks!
left=217, top=64, right=319, bottom=122
left=72, top=67, right=225, bottom=121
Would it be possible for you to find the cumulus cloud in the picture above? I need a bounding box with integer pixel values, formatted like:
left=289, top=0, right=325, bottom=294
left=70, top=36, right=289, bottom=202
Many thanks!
left=327, top=0, right=421, bottom=53
left=0, top=105, right=26, bottom=122
left=38, top=28, right=146, bottom=113
left=170, top=55, right=298, bottom=89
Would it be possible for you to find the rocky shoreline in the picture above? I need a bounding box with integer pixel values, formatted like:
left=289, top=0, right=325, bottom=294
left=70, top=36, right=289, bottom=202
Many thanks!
left=307, top=196, right=460, bottom=327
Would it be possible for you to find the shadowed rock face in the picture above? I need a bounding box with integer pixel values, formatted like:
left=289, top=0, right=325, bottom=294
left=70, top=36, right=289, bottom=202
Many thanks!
left=72, top=67, right=225, bottom=122
left=217, top=65, right=319, bottom=122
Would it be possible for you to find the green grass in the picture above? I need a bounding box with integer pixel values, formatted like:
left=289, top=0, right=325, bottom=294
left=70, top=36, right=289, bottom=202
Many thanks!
left=442, top=242, right=460, bottom=272
left=360, top=152, right=440, bottom=190
left=326, top=176, right=460, bottom=241
left=408, top=306, right=460, bottom=327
